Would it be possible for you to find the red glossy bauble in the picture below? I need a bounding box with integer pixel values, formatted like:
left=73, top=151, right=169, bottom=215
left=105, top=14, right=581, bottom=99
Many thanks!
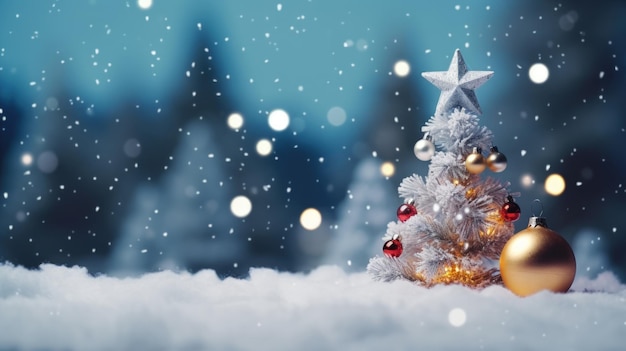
left=501, top=198, right=521, bottom=222
left=383, top=239, right=403, bottom=257
left=397, top=203, right=417, bottom=222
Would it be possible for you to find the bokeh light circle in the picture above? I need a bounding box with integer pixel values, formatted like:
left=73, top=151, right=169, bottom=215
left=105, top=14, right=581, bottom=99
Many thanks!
left=529, top=63, right=549, bottom=84
left=545, top=173, right=566, bottom=196
left=327, top=106, right=347, bottom=126
left=300, top=208, right=322, bottom=231
left=393, top=60, right=411, bottom=77
left=268, top=109, right=290, bottom=131
left=256, top=139, right=273, bottom=156
left=448, top=308, right=467, bottom=327
left=380, top=161, right=395, bottom=177
left=21, top=153, right=33, bottom=166
left=37, top=151, right=59, bottom=173
left=137, top=0, right=153, bottom=10
left=230, top=195, right=252, bottom=218
left=227, top=112, right=244, bottom=130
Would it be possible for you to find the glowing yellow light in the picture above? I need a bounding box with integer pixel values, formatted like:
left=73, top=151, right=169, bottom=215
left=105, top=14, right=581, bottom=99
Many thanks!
left=486, top=215, right=505, bottom=235
left=255, top=139, right=272, bottom=156
left=230, top=195, right=252, bottom=218
left=380, top=161, right=395, bottom=177
left=545, top=173, right=566, bottom=196
left=300, top=208, right=322, bottom=231
left=393, top=60, right=411, bottom=77
left=529, top=63, right=549, bottom=84
left=21, top=153, right=33, bottom=166
left=424, top=263, right=494, bottom=288
left=227, top=112, right=244, bottom=130
left=268, top=109, right=290, bottom=131
left=465, top=187, right=477, bottom=199
left=137, top=0, right=153, bottom=10
left=448, top=308, right=467, bottom=327
left=521, top=174, right=534, bottom=188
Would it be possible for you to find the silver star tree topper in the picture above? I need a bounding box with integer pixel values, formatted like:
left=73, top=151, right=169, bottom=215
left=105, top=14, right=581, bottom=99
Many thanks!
left=422, top=49, right=493, bottom=116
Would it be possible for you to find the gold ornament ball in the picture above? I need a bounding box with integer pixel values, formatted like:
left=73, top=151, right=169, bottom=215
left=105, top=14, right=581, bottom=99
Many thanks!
left=486, top=147, right=508, bottom=172
left=465, top=149, right=486, bottom=174
left=499, top=217, right=576, bottom=297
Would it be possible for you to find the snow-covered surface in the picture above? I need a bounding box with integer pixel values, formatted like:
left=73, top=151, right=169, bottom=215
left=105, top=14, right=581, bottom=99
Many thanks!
left=1, top=264, right=624, bottom=350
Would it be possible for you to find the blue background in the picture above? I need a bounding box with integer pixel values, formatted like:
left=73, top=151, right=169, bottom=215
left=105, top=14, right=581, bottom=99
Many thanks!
left=1, top=0, right=625, bottom=279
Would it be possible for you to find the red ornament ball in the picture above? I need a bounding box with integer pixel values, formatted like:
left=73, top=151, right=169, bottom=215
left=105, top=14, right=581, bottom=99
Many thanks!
left=501, top=199, right=521, bottom=222
left=397, top=203, right=417, bottom=222
left=383, top=239, right=403, bottom=257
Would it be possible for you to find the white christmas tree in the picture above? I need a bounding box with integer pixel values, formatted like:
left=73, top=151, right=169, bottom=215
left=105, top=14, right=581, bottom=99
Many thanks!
left=109, top=120, right=243, bottom=274
left=367, top=49, right=521, bottom=288
left=321, top=158, right=396, bottom=271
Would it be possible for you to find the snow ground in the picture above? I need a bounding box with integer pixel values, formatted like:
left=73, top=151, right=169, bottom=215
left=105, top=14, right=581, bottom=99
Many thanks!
left=0, top=264, right=624, bottom=351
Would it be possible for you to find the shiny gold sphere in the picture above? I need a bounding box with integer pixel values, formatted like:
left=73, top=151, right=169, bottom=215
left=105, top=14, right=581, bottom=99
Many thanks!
left=465, top=152, right=486, bottom=174
left=500, top=218, right=576, bottom=297
left=486, top=151, right=507, bottom=172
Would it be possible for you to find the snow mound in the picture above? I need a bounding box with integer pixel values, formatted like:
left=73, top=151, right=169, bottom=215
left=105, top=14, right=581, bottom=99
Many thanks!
left=0, top=264, right=624, bottom=350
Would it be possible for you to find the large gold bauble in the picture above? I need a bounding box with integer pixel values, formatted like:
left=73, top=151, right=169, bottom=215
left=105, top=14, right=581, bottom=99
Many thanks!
left=499, top=217, right=576, bottom=297
left=465, top=147, right=486, bottom=174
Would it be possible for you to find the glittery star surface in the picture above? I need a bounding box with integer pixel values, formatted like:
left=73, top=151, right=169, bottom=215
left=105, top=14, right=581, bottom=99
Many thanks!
left=422, top=49, right=493, bottom=116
